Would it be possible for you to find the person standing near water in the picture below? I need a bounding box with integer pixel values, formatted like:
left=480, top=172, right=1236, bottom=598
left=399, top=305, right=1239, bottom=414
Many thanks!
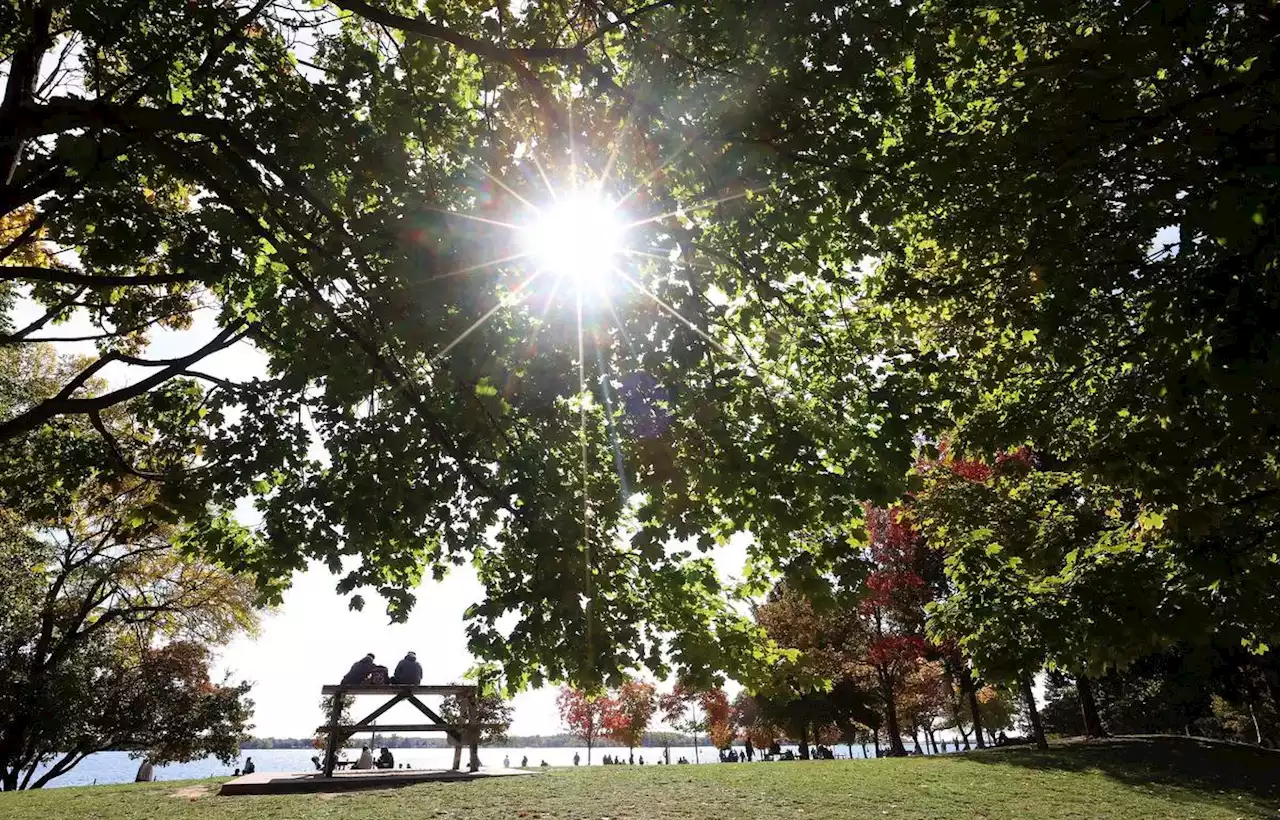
left=503, top=755, right=511, bottom=768
left=573, top=752, right=580, bottom=766
left=521, top=755, right=528, bottom=767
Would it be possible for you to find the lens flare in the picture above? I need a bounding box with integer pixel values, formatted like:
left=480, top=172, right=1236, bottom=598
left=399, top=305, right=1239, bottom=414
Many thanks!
left=522, top=195, right=624, bottom=285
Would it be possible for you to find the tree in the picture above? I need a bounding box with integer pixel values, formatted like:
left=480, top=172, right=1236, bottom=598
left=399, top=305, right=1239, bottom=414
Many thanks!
left=0, top=503, right=257, bottom=789
left=603, top=680, right=656, bottom=764
left=0, top=347, right=259, bottom=790
left=557, top=687, right=612, bottom=765
left=659, top=685, right=730, bottom=763
left=860, top=506, right=931, bottom=756
left=4, top=0, right=883, bottom=695
left=441, top=688, right=514, bottom=745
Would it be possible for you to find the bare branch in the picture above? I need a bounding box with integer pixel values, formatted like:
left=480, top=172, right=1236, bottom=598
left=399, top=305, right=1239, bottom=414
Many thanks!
left=0, top=266, right=204, bottom=287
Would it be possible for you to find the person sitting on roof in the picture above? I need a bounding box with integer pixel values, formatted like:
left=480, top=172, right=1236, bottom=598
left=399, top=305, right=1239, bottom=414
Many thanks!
left=390, top=651, right=423, bottom=685
left=341, top=653, right=378, bottom=685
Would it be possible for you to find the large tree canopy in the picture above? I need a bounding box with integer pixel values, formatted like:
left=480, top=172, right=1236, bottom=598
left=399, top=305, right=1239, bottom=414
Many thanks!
left=4, top=0, right=1278, bottom=696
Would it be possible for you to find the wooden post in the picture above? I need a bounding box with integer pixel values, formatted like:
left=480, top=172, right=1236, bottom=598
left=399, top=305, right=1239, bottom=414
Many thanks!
left=466, top=692, right=480, bottom=772
left=323, top=691, right=344, bottom=777
left=451, top=733, right=463, bottom=771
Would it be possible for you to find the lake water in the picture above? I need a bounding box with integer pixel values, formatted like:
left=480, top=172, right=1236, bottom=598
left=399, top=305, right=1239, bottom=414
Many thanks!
left=28, top=744, right=747, bottom=788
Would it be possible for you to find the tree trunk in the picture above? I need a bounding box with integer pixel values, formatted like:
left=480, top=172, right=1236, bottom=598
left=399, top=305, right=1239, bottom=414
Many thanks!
left=958, top=724, right=971, bottom=750
left=961, top=666, right=986, bottom=748
left=1020, top=673, right=1048, bottom=750
left=882, top=679, right=908, bottom=756
left=872, top=733, right=880, bottom=758
left=911, top=726, right=923, bottom=755
left=1248, top=702, right=1264, bottom=746
left=0, top=5, right=54, bottom=186
left=925, top=728, right=939, bottom=754
left=799, top=722, right=811, bottom=760
left=1076, top=675, right=1107, bottom=738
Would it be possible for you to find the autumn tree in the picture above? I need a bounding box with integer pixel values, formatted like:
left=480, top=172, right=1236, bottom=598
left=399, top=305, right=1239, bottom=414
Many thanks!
left=603, top=680, right=656, bottom=764
left=659, top=685, right=731, bottom=763
left=557, top=686, right=613, bottom=765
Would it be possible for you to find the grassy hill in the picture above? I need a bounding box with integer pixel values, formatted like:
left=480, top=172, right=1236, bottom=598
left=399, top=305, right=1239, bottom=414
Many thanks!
left=3, top=737, right=1277, bottom=820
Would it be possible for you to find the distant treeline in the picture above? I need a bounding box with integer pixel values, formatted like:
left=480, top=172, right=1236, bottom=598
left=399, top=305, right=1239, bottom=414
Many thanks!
left=244, top=732, right=700, bottom=749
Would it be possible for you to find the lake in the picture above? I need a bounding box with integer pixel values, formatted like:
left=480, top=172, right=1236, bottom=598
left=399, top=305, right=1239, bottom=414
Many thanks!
left=30, top=743, right=810, bottom=788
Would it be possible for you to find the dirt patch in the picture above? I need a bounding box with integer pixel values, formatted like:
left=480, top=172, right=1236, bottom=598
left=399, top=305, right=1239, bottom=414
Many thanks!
left=170, top=784, right=214, bottom=800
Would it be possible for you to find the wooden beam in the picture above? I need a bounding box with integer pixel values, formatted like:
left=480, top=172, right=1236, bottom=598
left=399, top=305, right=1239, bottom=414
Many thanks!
left=316, top=723, right=501, bottom=733
left=320, top=684, right=476, bottom=696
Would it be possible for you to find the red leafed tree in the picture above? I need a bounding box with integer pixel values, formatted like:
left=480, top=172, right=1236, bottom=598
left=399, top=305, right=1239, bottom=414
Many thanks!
left=659, top=685, right=731, bottom=762
left=862, top=505, right=930, bottom=756
left=557, top=686, right=614, bottom=764
left=603, top=680, right=656, bottom=763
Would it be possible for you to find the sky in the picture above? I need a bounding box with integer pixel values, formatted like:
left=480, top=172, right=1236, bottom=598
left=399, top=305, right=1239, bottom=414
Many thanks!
left=14, top=298, right=747, bottom=738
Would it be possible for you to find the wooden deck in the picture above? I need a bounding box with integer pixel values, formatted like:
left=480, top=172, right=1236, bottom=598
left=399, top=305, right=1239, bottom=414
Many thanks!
left=218, top=766, right=534, bottom=796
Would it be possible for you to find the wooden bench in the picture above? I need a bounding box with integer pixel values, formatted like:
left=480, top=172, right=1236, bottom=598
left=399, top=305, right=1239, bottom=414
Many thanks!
left=317, top=684, right=492, bottom=776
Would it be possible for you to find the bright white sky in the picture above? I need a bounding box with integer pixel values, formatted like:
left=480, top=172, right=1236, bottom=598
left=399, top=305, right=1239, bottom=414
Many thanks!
left=15, top=298, right=747, bottom=738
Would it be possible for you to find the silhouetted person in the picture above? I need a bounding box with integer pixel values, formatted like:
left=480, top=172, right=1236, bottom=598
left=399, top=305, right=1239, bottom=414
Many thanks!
left=243, top=757, right=256, bottom=774
left=573, top=752, right=580, bottom=766
left=341, top=653, right=378, bottom=685
left=521, top=755, right=528, bottom=767
left=744, top=739, right=754, bottom=762
left=311, top=756, right=323, bottom=771
left=377, top=748, right=394, bottom=769
left=391, top=651, right=423, bottom=685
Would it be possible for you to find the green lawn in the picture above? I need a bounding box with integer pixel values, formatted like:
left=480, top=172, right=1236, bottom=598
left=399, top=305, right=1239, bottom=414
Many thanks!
left=3, top=737, right=1277, bottom=820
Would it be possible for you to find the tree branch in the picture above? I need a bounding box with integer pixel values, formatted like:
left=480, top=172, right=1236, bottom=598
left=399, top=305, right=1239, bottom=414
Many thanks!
left=0, top=266, right=203, bottom=287
left=0, top=323, right=248, bottom=443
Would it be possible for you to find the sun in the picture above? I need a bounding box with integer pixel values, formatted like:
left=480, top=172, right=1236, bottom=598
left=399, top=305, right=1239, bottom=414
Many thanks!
left=522, top=193, right=625, bottom=286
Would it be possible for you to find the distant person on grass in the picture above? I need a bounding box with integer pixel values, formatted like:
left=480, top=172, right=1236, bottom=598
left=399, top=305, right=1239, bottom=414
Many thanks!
left=391, top=651, right=423, bottom=685
left=573, top=752, right=580, bottom=766
left=521, top=755, right=528, bottom=767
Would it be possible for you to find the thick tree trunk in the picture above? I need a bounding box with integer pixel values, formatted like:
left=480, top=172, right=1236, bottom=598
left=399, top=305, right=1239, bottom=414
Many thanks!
left=873, top=733, right=881, bottom=758
left=1076, top=675, right=1107, bottom=738
left=911, top=726, right=923, bottom=755
left=882, top=683, right=908, bottom=756
left=799, top=722, right=810, bottom=760
left=0, top=4, right=53, bottom=186
left=1020, top=673, right=1049, bottom=750
left=960, top=665, right=986, bottom=748
left=958, top=725, right=971, bottom=750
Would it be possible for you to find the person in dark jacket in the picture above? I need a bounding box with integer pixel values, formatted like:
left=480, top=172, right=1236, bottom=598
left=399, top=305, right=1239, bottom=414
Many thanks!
left=341, top=653, right=377, bottom=685
left=390, top=651, right=423, bottom=685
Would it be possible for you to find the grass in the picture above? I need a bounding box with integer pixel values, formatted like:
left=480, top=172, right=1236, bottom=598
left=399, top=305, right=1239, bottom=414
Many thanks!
left=2, top=737, right=1278, bottom=820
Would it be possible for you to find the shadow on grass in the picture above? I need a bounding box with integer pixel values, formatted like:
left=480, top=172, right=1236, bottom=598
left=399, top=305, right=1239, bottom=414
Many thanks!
left=959, top=735, right=1280, bottom=810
